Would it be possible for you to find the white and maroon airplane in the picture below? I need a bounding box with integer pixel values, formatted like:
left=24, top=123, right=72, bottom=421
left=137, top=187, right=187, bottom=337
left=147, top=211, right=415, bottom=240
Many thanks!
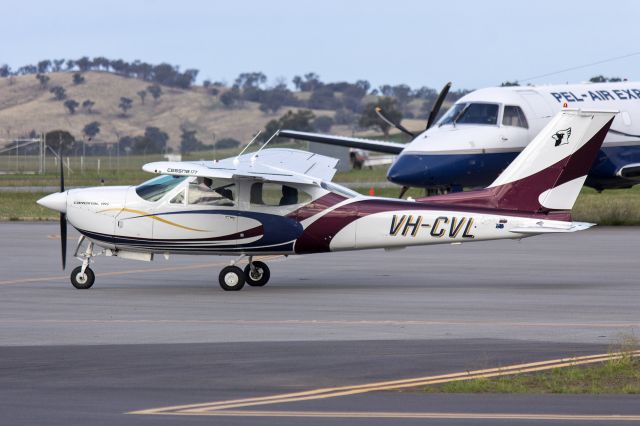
left=281, top=81, right=640, bottom=193
left=37, top=109, right=615, bottom=291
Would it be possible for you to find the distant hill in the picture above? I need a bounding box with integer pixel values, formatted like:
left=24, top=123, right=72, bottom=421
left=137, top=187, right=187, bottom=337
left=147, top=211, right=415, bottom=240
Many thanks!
left=0, top=71, right=433, bottom=150
left=0, top=71, right=320, bottom=148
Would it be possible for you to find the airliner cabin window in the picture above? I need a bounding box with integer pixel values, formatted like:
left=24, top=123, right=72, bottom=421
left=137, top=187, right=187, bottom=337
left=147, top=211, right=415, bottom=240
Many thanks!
left=502, top=105, right=529, bottom=128
left=188, top=178, right=235, bottom=206
left=250, top=182, right=311, bottom=206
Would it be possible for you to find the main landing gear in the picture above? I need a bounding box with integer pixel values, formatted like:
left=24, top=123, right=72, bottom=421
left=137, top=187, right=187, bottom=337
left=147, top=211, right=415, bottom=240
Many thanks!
left=218, top=256, right=271, bottom=291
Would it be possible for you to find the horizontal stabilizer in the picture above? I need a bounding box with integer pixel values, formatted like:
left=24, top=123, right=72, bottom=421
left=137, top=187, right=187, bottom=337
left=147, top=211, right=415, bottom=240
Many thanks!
left=279, top=130, right=405, bottom=154
left=510, top=222, right=594, bottom=234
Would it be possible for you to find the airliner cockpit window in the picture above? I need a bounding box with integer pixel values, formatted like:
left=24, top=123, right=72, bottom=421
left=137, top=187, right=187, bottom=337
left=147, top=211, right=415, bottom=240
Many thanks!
left=438, top=103, right=499, bottom=126
left=136, top=175, right=187, bottom=202
left=502, top=105, right=529, bottom=128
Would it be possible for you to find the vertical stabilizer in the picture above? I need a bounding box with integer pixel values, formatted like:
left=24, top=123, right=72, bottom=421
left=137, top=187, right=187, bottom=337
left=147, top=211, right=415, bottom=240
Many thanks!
left=422, top=109, right=616, bottom=214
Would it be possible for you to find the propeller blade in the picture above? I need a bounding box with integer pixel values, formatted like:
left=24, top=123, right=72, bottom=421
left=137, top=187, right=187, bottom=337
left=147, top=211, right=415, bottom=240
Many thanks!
left=60, top=152, right=64, bottom=192
left=60, top=213, right=67, bottom=270
left=426, top=82, right=452, bottom=130
left=398, top=186, right=410, bottom=199
left=59, top=150, right=66, bottom=269
left=375, top=106, right=415, bottom=138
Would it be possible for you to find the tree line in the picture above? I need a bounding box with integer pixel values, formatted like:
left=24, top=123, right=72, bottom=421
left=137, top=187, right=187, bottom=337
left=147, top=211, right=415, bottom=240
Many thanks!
left=0, top=57, right=198, bottom=89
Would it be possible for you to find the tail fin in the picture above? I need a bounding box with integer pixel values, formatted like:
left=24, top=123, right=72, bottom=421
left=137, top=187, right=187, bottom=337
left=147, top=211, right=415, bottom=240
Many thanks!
left=423, top=109, right=616, bottom=213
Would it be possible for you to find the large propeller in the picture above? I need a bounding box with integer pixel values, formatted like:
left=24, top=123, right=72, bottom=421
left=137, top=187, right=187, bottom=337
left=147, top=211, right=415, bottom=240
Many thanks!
left=426, top=82, right=452, bottom=130
left=374, top=81, right=452, bottom=139
left=59, top=155, right=67, bottom=270
left=373, top=82, right=452, bottom=199
left=374, top=107, right=415, bottom=138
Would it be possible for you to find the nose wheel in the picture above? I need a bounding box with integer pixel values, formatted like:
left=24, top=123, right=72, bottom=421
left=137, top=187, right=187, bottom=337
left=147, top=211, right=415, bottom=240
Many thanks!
left=71, top=266, right=95, bottom=289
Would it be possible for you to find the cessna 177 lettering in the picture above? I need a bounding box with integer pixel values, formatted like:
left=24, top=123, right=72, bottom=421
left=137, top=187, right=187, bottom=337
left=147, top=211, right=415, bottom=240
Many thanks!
left=280, top=81, right=640, bottom=194
left=37, top=109, right=615, bottom=291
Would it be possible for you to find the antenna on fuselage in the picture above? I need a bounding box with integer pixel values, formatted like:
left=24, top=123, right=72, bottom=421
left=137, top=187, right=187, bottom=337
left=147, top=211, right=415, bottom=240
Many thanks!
left=234, top=130, right=262, bottom=164
left=252, top=130, right=280, bottom=160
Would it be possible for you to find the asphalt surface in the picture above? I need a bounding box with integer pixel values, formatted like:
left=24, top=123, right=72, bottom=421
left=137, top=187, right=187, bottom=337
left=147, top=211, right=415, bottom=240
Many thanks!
left=0, top=222, right=638, bottom=425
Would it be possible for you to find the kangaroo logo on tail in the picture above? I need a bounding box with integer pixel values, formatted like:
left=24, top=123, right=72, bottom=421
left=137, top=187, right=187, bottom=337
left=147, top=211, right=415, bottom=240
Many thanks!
left=552, top=128, right=571, bottom=146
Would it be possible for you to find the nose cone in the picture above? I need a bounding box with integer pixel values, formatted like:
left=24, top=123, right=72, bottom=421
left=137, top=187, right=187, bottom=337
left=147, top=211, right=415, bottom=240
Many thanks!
left=388, top=154, right=435, bottom=187
left=37, top=192, right=67, bottom=213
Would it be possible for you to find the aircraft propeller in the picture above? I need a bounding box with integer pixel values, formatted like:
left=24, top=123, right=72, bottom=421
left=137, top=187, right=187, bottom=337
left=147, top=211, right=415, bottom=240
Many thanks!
left=381, top=82, right=451, bottom=198
left=59, top=156, right=67, bottom=270
left=374, top=106, right=415, bottom=138
left=426, top=82, right=452, bottom=130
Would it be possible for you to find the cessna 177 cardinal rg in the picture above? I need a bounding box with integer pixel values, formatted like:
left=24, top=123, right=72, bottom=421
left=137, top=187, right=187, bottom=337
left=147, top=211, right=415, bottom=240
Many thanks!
left=37, top=109, right=615, bottom=291
left=280, top=81, right=640, bottom=194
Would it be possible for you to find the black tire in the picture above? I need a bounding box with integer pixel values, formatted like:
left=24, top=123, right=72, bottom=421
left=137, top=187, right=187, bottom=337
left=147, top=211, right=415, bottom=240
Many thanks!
left=244, top=261, right=270, bottom=287
left=70, top=266, right=95, bottom=289
left=219, top=266, right=245, bottom=291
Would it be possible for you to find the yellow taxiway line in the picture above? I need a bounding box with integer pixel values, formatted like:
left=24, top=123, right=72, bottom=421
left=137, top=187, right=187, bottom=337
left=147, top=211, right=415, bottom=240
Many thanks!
left=136, top=409, right=640, bottom=421
left=130, top=350, right=640, bottom=417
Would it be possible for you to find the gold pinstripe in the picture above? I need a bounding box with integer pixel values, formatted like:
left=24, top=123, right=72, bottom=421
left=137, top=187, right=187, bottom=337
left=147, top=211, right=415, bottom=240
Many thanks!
left=98, top=208, right=208, bottom=232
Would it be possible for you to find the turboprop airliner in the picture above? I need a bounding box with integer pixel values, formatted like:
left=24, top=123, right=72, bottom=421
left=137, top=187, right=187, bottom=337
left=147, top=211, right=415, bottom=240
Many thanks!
left=280, top=81, right=640, bottom=195
left=37, top=109, right=614, bottom=291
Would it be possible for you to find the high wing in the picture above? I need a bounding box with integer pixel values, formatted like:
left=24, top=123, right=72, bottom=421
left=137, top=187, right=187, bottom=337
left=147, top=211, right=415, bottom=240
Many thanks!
left=278, top=130, right=406, bottom=155
left=142, top=148, right=339, bottom=185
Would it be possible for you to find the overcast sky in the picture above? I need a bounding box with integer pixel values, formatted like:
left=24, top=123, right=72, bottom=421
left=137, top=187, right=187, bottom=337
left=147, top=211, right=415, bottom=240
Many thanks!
left=3, top=0, right=639, bottom=90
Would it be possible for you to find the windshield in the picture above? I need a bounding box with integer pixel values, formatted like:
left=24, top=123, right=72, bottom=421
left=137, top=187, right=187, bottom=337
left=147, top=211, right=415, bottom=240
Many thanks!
left=136, top=175, right=187, bottom=202
left=438, top=102, right=499, bottom=126
left=321, top=181, right=360, bottom=198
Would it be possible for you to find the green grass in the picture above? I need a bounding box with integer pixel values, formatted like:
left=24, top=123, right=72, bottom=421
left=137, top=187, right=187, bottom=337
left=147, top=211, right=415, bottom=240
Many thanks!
left=0, top=191, right=57, bottom=221
left=421, top=355, right=640, bottom=394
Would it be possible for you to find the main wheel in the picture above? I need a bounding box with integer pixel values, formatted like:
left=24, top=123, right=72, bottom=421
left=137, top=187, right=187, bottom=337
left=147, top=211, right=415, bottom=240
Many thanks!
left=244, top=261, right=270, bottom=287
left=70, top=266, right=95, bottom=289
left=219, top=266, right=245, bottom=291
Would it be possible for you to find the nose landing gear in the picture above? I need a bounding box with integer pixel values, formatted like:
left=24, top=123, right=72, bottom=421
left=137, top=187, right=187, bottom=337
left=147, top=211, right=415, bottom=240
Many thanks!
left=69, top=236, right=101, bottom=289
left=218, top=256, right=271, bottom=291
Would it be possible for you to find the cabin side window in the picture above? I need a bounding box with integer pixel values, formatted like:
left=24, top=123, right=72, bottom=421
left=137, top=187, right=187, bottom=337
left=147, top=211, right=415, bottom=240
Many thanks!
left=250, top=182, right=312, bottom=206
left=502, top=105, right=529, bottom=128
left=188, top=177, right=235, bottom=206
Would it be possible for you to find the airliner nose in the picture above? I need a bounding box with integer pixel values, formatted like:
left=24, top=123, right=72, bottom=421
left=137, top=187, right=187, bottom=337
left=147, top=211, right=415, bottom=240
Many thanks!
left=387, top=154, right=432, bottom=187
left=37, top=192, right=67, bottom=213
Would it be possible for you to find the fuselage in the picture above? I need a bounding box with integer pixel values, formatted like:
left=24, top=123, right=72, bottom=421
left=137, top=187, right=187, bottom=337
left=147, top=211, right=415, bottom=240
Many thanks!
left=56, top=176, right=565, bottom=257
left=388, top=82, right=640, bottom=190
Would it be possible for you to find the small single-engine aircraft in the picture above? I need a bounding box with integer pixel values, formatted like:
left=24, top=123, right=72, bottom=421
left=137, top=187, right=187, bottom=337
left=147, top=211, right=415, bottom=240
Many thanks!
left=37, top=109, right=615, bottom=291
left=280, top=81, right=640, bottom=194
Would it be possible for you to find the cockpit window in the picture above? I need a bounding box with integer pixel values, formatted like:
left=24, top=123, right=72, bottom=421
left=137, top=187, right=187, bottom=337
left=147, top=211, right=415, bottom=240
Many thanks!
left=438, top=103, right=499, bottom=126
left=502, top=105, right=529, bottom=128
left=320, top=181, right=360, bottom=198
left=136, top=175, right=187, bottom=202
